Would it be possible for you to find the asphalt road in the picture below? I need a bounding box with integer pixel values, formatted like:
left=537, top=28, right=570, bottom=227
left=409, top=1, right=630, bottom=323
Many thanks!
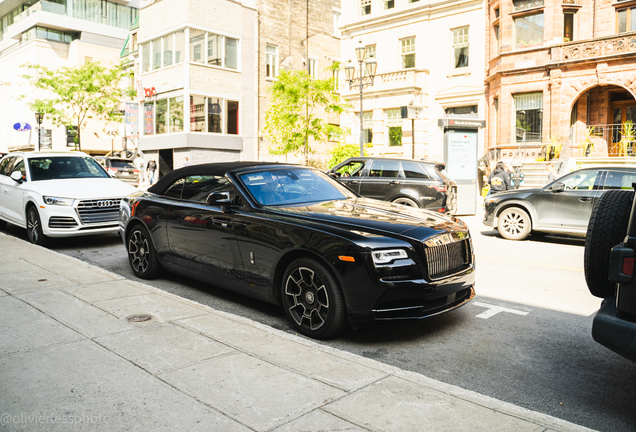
left=6, top=215, right=636, bottom=431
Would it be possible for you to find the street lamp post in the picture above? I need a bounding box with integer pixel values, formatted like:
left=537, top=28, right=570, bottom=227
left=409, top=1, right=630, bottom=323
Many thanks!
left=35, top=112, right=44, bottom=152
left=345, top=41, right=377, bottom=157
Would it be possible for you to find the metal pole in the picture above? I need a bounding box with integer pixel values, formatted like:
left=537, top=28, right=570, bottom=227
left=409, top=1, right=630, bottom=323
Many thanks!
left=359, top=60, right=364, bottom=157
left=411, top=118, right=415, bottom=159
left=37, top=122, right=41, bottom=152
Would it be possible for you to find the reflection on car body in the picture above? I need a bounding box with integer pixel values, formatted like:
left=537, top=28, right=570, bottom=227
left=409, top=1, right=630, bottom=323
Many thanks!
left=484, top=166, right=636, bottom=240
left=327, top=157, right=458, bottom=214
left=120, top=162, right=476, bottom=339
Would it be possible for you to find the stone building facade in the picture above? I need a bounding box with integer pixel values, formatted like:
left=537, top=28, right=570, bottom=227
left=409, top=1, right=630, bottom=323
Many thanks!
left=256, top=0, right=342, bottom=165
left=485, top=0, right=636, bottom=162
left=339, top=0, right=486, bottom=163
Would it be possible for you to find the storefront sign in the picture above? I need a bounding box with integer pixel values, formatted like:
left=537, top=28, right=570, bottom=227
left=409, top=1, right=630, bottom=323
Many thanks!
left=135, top=80, right=144, bottom=102
left=438, top=118, right=486, bottom=128
left=125, top=103, right=139, bottom=136
left=144, top=87, right=157, bottom=98
left=13, top=122, right=31, bottom=132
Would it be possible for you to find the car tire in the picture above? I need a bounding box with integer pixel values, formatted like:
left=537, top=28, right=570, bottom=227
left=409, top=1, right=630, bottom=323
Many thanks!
left=281, top=258, right=347, bottom=339
left=393, top=197, right=419, bottom=208
left=26, top=206, right=47, bottom=246
left=127, top=224, right=162, bottom=279
left=584, top=190, right=633, bottom=298
left=497, top=207, right=532, bottom=240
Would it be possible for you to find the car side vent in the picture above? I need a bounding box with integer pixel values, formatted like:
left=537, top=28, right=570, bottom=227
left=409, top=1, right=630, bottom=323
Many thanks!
left=425, top=239, right=471, bottom=280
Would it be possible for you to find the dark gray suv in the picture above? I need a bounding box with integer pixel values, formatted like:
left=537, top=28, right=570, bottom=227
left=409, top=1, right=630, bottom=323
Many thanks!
left=327, top=157, right=457, bottom=214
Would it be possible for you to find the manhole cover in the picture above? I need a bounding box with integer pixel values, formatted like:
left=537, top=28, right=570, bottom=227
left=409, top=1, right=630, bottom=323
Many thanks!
left=126, top=314, right=153, bottom=323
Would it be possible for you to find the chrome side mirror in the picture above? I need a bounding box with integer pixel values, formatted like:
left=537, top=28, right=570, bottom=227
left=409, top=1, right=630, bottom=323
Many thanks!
left=206, top=191, right=231, bottom=212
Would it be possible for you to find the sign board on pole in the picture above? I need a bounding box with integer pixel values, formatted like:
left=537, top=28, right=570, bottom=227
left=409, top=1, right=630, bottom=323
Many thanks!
left=400, top=106, right=424, bottom=119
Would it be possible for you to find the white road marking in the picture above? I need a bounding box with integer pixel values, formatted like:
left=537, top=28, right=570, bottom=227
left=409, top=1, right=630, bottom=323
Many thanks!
left=473, top=301, right=530, bottom=319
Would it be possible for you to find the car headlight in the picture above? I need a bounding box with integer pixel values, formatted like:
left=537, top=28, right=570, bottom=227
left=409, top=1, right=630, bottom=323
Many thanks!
left=372, top=249, right=409, bottom=265
left=43, top=196, right=74, bottom=206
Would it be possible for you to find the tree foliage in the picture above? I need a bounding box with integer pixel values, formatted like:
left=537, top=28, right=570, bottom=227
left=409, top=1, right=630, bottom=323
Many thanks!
left=263, top=64, right=350, bottom=164
left=21, top=61, right=134, bottom=151
left=327, top=143, right=369, bottom=169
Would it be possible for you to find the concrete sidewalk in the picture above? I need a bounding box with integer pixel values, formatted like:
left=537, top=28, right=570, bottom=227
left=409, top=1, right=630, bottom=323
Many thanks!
left=0, top=233, right=595, bottom=432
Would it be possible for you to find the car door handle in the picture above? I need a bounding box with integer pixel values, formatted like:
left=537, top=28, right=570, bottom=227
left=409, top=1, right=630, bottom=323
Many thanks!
left=349, top=181, right=358, bottom=185
left=579, top=197, right=592, bottom=202
left=389, top=181, right=401, bottom=185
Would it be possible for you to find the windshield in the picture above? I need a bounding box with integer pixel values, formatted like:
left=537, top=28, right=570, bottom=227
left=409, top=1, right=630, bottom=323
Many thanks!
left=238, top=167, right=348, bottom=206
left=29, top=157, right=110, bottom=181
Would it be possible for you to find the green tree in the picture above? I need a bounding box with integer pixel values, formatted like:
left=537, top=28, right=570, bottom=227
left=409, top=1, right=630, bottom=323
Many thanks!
left=263, top=64, right=350, bottom=165
left=21, top=61, right=134, bottom=151
left=327, top=143, right=368, bottom=169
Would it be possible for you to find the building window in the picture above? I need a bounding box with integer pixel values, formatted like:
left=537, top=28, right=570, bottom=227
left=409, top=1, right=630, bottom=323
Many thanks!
left=445, top=105, right=478, bottom=115
left=513, top=0, right=543, bottom=12
left=144, top=103, right=154, bottom=135
left=409, top=0, right=420, bottom=3
left=189, top=96, right=239, bottom=135
left=564, top=12, right=575, bottom=41
left=208, top=33, right=222, bottom=66
left=152, top=38, right=161, bottom=70
left=266, top=45, right=278, bottom=78
left=175, top=30, right=185, bottom=63
left=365, top=44, right=376, bottom=60
left=190, top=29, right=205, bottom=63
left=514, top=93, right=543, bottom=142
left=66, top=126, right=78, bottom=147
left=156, top=99, right=167, bottom=134
left=387, top=109, right=403, bottom=146
left=227, top=101, right=239, bottom=135
left=515, top=13, right=544, bottom=49
left=385, top=0, right=395, bottom=9
left=363, top=111, right=373, bottom=144
left=361, top=0, right=371, bottom=16
left=163, top=34, right=173, bottom=67
left=495, top=7, right=500, bottom=17
left=309, top=58, right=317, bottom=79
left=401, top=37, right=415, bottom=69
left=333, top=12, right=341, bottom=37
left=452, top=27, right=469, bottom=69
left=617, top=7, right=636, bottom=33
left=225, top=37, right=238, bottom=69
left=169, top=96, right=184, bottom=133
left=494, top=24, right=500, bottom=55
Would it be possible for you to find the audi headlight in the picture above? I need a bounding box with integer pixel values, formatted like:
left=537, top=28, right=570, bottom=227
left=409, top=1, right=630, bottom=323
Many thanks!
left=372, top=249, right=408, bottom=265
left=43, top=196, right=74, bottom=206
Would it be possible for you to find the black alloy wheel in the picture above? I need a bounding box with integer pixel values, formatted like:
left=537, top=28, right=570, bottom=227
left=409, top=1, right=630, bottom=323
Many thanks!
left=585, top=190, right=633, bottom=298
left=26, top=206, right=47, bottom=246
left=497, top=207, right=532, bottom=240
left=281, top=258, right=347, bottom=339
left=392, top=197, right=419, bottom=208
left=127, top=225, right=161, bottom=279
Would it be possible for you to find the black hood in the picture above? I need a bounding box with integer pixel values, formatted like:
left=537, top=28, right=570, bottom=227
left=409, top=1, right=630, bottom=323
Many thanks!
left=264, top=197, right=468, bottom=242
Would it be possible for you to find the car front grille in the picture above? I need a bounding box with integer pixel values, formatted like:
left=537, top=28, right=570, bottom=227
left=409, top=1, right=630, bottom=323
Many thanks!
left=424, top=238, right=472, bottom=280
left=77, top=199, right=121, bottom=224
left=48, top=217, right=78, bottom=229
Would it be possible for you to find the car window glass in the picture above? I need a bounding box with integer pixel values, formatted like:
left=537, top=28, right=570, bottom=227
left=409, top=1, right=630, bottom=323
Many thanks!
left=401, top=161, right=432, bottom=179
left=110, top=159, right=136, bottom=170
left=0, top=157, right=14, bottom=176
left=181, top=175, right=233, bottom=203
left=164, top=178, right=185, bottom=199
left=240, top=168, right=347, bottom=206
left=369, top=160, right=400, bottom=178
left=334, top=161, right=364, bottom=177
left=12, top=158, right=26, bottom=180
left=28, top=157, right=108, bottom=181
left=604, top=171, right=636, bottom=190
left=561, top=170, right=598, bottom=190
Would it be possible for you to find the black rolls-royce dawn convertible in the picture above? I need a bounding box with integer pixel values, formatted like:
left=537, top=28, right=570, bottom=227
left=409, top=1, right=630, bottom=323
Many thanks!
left=119, top=162, right=476, bottom=339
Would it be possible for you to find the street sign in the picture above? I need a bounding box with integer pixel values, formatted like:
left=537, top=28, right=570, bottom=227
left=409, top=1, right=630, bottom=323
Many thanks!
left=13, top=122, right=31, bottom=132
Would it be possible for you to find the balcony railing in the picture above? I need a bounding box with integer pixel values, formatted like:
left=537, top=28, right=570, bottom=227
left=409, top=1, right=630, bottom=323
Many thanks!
left=558, top=33, right=636, bottom=62
left=12, top=1, right=66, bottom=25
left=585, top=124, right=636, bottom=157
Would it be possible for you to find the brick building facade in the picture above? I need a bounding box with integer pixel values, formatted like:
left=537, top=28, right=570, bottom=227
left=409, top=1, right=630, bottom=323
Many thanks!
left=486, top=0, right=636, bottom=163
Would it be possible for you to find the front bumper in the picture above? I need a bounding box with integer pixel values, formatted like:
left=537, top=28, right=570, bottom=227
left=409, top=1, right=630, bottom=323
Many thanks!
left=592, top=298, right=636, bottom=362
left=39, top=199, right=121, bottom=237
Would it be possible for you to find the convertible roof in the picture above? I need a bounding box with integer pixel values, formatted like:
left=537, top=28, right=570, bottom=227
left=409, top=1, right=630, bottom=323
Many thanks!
left=147, top=161, right=287, bottom=195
